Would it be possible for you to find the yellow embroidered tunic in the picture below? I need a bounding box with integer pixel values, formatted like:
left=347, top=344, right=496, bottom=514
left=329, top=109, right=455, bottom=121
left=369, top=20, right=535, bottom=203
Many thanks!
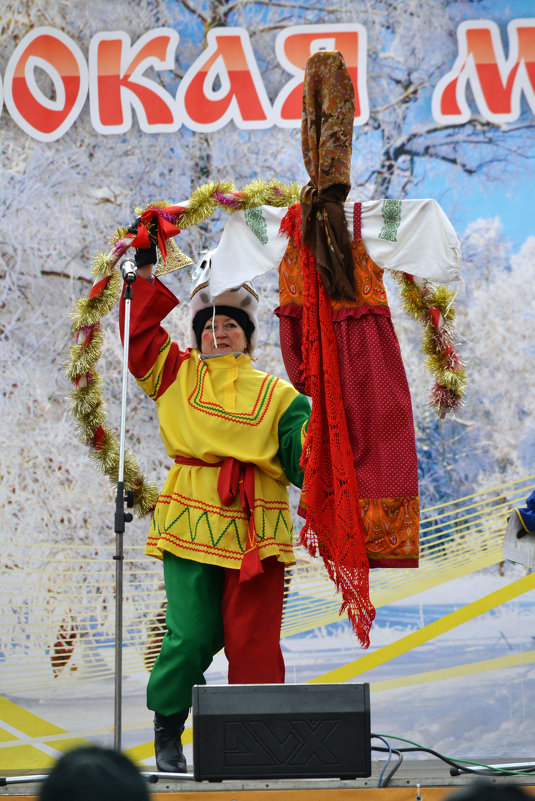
left=122, top=277, right=310, bottom=570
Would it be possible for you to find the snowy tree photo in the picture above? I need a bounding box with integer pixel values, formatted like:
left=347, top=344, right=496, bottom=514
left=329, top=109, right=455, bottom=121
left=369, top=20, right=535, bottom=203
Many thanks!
left=1, top=0, right=534, bottom=770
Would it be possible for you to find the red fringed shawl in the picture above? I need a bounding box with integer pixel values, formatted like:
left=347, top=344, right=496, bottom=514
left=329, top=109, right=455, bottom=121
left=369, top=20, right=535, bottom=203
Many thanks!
left=280, top=210, right=376, bottom=648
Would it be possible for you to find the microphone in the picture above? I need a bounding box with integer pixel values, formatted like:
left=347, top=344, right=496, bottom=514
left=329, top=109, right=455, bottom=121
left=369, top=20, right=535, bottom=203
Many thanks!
left=120, top=258, right=137, bottom=284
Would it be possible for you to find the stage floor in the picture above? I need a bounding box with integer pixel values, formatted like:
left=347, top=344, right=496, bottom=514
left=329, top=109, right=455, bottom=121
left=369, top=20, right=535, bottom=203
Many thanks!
left=3, top=758, right=535, bottom=800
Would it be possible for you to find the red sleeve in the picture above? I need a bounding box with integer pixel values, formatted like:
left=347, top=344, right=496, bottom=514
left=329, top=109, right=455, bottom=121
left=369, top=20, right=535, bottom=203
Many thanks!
left=119, top=277, right=190, bottom=396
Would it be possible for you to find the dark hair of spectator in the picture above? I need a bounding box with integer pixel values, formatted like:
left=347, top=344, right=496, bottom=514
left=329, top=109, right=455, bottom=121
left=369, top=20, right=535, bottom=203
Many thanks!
left=443, top=780, right=533, bottom=801
left=39, top=745, right=149, bottom=801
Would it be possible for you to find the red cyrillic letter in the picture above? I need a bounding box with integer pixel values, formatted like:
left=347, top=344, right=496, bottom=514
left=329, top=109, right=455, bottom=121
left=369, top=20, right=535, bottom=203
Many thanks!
left=89, top=29, right=178, bottom=133
left=433, top=20, right=535, bottom=124
left=272, top=24, right=368, bottom=127
left=178, top=28, right=271, bottom=131
left=4, top=27, right=87, bottom=142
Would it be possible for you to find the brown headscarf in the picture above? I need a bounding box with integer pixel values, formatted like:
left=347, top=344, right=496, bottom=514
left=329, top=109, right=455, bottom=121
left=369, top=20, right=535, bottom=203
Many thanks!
left=301, top=50, right=356, bottom=301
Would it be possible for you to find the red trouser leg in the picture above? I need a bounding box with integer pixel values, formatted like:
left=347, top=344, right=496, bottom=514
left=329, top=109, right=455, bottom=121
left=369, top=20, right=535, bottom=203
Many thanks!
left=222, top=556, right=286, bottom=684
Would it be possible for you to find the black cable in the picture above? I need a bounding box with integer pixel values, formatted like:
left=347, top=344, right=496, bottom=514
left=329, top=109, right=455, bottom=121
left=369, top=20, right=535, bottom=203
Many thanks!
left=403, top=747, right=535, bottom=777
left=372, top=735, right=535, bottom=778
left=371, top=736, right=392, bottom=787
left=382, top=749, right=404, bottom=787
left=373, top=744, right=497, bottom=776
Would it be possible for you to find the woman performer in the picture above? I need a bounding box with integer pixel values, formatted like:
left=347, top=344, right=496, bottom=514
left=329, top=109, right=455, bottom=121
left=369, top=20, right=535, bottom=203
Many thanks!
left=120, top=241, right=310, bottom=772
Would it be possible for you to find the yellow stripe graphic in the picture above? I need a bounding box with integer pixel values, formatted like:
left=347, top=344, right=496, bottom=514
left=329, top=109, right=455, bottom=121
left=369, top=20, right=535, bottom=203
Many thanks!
left=0, top=697, right=66, bottom=737
left=370, top=650, right=535, bottom=693
left=0, top=697, right=91, bottom=771
left=310, top=572, right=535, bottom=684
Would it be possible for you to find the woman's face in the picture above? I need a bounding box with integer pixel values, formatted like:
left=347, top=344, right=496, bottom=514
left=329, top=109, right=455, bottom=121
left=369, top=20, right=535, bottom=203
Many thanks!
left=201, top=314, right=248, bottom=355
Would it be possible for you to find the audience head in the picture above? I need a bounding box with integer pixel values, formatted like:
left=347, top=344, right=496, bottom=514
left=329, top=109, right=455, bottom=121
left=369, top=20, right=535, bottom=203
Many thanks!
left=39, top=745, right=149, bottom=801
left=443, top=780, right=532, bottom=801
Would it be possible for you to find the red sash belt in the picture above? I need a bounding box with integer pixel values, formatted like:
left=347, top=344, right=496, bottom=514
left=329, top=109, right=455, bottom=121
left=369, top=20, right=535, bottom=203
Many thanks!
left=174, top=456, right=263, bottom=583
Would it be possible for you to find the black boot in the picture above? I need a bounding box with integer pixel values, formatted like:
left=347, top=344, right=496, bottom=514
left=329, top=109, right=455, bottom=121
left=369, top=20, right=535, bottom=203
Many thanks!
left=154, top=710, right=188, bottom=773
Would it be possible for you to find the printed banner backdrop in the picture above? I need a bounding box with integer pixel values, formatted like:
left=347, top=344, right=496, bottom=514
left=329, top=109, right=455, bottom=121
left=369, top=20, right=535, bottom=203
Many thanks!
left=1, top=0, right=535, bottom=774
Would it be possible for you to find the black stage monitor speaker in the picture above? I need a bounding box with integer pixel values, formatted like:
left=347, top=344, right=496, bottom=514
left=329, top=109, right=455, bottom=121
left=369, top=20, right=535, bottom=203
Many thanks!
left=192, top=683, right=371, bottom=781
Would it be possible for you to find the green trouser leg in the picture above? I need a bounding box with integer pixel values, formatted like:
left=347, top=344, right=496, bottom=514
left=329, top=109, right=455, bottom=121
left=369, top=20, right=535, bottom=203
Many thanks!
left=147, top=553, right=225, bottom=715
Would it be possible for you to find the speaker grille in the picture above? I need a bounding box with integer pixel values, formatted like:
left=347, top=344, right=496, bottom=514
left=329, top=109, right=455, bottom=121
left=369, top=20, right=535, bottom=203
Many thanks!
left=192, top=683, right=371, bottom=781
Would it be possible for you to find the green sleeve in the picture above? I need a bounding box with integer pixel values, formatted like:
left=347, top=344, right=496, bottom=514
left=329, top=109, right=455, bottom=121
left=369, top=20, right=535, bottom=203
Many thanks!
left=277, top=393, right=311, bottom=488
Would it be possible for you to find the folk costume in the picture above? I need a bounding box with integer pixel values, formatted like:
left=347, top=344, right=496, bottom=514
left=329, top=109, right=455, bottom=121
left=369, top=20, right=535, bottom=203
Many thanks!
left=119, top=262, right=310, bottom=770
left=201, top=52, right=463, bottom=649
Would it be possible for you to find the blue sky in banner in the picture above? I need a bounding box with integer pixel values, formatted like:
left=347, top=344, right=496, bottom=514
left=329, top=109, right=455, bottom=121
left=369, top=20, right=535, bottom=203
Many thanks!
left=423, top=159, right=534, bottom=251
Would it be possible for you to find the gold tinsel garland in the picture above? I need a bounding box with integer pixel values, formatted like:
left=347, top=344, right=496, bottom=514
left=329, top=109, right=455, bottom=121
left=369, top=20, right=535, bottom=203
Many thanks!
left=392, top=271, right=467, bottom=417
left=66, top=180, right=301, bottom=517
left=66, top=181, right=464, bottom=516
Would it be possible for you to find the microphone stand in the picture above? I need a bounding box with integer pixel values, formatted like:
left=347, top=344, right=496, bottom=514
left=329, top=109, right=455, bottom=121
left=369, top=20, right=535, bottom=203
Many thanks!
left=113, top=265, right=137, bottom=752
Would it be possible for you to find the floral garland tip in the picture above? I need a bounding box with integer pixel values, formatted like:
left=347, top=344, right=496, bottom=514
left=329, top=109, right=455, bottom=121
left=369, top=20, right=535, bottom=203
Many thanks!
left=392, top=271, right=466, bottom=418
